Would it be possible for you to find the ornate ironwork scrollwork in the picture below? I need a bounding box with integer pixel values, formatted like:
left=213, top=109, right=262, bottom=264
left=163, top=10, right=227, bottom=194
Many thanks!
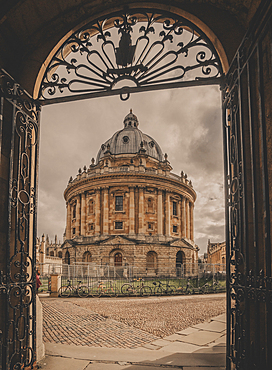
left=0, top=69, right=40, bottom=370
left=39, top=9, right=223, bottom=103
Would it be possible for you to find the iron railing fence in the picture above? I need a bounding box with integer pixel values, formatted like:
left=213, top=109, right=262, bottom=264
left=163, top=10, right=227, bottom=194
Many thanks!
left=37, top=263, right=226, bottom=295
left=38, top=262, right=226, bottom=280
left=59, top=273, right=226, bottom=296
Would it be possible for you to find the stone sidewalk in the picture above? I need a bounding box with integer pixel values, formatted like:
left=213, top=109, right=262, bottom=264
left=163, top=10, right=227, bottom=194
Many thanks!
left=38, top=313, right=226, bottom=369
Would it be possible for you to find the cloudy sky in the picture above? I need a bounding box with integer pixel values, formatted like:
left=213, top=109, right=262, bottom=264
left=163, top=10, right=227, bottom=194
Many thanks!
left=38, top=85, right=225, bottom=255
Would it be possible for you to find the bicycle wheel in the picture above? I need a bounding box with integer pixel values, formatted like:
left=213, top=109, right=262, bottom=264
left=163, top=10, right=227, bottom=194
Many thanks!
left=89, top=286, right=100, bottom=297
left=154, top=287, right=163, bottom=296
left=166, top=285, right=176, bottom=295
left=140, top=285, right=152, bottom=297
left=107, top=286, right=119, bottom=297
left=78, top=285, right=89, bottom=297
left=121, top=283, right=133, bottom=295
left=58, top=286, right=71, bottom=297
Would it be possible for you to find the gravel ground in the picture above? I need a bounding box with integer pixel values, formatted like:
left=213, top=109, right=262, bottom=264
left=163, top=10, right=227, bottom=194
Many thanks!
left=70, top=294, right=226, bottom=338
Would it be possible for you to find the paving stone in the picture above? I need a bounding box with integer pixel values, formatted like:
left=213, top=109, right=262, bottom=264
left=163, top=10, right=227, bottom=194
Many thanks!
left=211, top=313, right=226, bottom=323
left=149, top=352, right=226, bottom=367
left=183, top=367, right=226, bottom=370
left=142, top=343, right=161, bottom=350
left=160, top=341, right=200, bottom=353
left=192, top=320, right=226, bottom=333
left=176, top=327, right=200, bottom=336
left=163, top=333, right=188, bottom=341
left=38, top=356, right=90, bottom=370
left=85, top=363, right=130, bottom=369
left=175, top=330, right=223, bottom=346
left=150, top=339, right=172, bottom=346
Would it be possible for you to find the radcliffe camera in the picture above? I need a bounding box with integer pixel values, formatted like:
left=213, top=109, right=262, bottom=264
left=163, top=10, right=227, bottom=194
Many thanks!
left=0, top=2, right=271, bottom=370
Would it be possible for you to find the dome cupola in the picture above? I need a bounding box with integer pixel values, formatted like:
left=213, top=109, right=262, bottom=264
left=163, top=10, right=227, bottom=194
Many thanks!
left=96, top=110, right=164, bottom=163
left=123, top=109, right=139, bottom=128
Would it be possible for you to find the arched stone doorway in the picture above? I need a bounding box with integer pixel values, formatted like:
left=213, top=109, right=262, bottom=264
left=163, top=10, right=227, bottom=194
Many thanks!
left=146, top=251, right=158, bottom=274
left=64, top=251, right=70, bottom=265
left=114, top=252, right=122, bottom=267
left=176, top=250, right=185, bottom=277
left=0, top=2, right=271, bottom=369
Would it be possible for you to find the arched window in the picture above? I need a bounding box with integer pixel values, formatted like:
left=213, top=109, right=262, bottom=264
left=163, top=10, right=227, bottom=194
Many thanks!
left=114, top=252, right=122, bottom=266
left=49, top=251, right=54, bottom=257
left=58, top=251, right=62, bottom=258
left=72, top=204, right=76, bottom=218
left=176, top=251, right=185, bottom=267
left=146, top=251, right=157, bottom=269
left=65, top=251, right=70, bottom=265
left=83, top=251, right=92, bottom=262
left=89, top=199, right=94, bottom=214
left=147, top=198, right=153, bottom=213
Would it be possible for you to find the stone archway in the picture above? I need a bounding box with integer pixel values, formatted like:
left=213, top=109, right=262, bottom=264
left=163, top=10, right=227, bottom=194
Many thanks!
left=0, top=2, right=272, bottom=370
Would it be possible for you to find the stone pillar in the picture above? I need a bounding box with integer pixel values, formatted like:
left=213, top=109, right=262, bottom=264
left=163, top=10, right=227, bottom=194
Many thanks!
left=129, top=186, right=135, bottom=235
left=190, top=202, right=194, bottom=241
left=165, top=191, right=170, bottom=236
left=157, top=189, right=163, bottom=235
left=138, top=186, right=144, bottom=234
left=81, top=192, right=86, bottom=236
left=95, top=188, right=101, bottom=235
left=181, top=196, right=186, bottom=237
left=75, top=195, right=81, bottom=236
left=66, top=202, right=71, bottom=239
left=103, top=187, right=109, bottom=235
left=186, top=199, right=190, bottom=239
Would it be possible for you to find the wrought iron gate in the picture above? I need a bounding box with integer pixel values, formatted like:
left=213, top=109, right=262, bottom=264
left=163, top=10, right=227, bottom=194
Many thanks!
left=0, top=70, right=40, bottom=369
left=223, top=1, right=272, bottom=369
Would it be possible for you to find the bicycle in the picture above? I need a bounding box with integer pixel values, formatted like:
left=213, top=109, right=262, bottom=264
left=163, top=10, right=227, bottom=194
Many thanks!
left=121, top=278, right=152, bottom=297
left=152, top=281, right=176, bottom=295
left=58, top=280, right=89, bottom=297
left=89, top=280, right=119, bottom=297
left=175, top=278, right=196, bottom=295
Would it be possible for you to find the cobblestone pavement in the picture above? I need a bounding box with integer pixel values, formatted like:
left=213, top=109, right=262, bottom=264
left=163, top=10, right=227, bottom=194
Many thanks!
left=41, top=294, right=225, bottom=349
left=70, top=294, right=226, bottom=337
left=42, top=299, right=158, bottom=348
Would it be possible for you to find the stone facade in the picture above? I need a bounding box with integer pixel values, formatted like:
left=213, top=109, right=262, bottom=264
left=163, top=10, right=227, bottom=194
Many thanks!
left=61, top=111, right=198, bottom=276
left=206, top=240, right=226, bottom=266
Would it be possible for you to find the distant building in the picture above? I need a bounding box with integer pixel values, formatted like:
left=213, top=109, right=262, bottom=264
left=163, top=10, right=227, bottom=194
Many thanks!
left=206, top=240, right=226, bottom=267
left=61, top=110, right=199, bottom=276
left=36, top=234, right=62, bottom=275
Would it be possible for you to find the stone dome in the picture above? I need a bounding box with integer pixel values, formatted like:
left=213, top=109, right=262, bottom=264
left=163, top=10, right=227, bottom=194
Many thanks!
left=96, top=110, right=164, bottom=163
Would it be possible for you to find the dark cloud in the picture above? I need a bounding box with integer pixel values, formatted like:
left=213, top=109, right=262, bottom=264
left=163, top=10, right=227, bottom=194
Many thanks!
left=38, top=86, right=225, bottom=254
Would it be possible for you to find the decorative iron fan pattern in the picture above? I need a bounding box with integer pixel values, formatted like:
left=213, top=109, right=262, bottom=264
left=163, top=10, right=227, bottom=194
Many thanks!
left=39, top=10, right=223, bottom=103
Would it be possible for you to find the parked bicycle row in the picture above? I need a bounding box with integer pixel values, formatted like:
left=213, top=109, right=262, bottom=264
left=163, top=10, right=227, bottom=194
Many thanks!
left=57, top=277, right=226, bottom=298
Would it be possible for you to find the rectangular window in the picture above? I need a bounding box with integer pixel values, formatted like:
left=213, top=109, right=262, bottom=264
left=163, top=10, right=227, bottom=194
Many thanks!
left=115, top=195, right=123, bottom=211
left=148, top=222, right=153, bottom=230
left=72, top=228, right=76, bottom=235
left=115, top=221, right=123, bottom=230
left=173, top=201, right=177, bottom=216
left=173, top=225, right=178, bottom=233
left=88, top=223, right=94, bottom=231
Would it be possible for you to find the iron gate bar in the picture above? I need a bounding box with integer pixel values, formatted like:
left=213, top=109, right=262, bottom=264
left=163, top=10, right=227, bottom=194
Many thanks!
left=38, top=8, right=224, bottom=103
left=223, top=1, right=272, bottom=368
left=0, top=68, right=40, bottom=369
left=39, top=76, right=223, bottom=105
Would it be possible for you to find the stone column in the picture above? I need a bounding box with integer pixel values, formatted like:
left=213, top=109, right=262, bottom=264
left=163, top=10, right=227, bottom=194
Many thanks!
left=138, top=186, right=144, bottom=234
left=81, top=192, right=86, bottom=236
left=103, top=187, right=109, bottom=235
left=186, top=198, right=190, bottom=239
left=165, top=191, right=170, bottom=236
left=190, top=202, right=194, bottom=241
left=181, top=196, right=186, bottom=237
left=66, top=202, right=71, bottom=239
left=95, top=188, right=101, bottom=235
left=157, top=189, right=163, bottom=235
left=75, top=195, right=81, bottom=236
left=129, top=186, right=135, bottom=235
